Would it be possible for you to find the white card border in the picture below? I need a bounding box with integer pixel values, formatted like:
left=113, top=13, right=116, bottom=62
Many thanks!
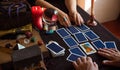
left=79, top=42, right=96, bottom=55
left=56, top=28, right=70, bottom=38
left=84, top=30, right=100, bottom=41
left=74, top=32, right=88, bottom=43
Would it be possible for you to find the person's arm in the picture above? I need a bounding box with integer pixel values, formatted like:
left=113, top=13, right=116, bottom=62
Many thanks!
left=65, top=0, right=84, bottom=25
left=35, top=0, right=71, bottom=27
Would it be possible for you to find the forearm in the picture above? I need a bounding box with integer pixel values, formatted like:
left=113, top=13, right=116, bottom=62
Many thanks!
left=65, top=0, right=77, bottom=13
left=35, top=0, right=62, bottom=13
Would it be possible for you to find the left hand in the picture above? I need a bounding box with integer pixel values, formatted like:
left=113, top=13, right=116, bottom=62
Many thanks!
left=98, top=48, right=120, bottom=67
left=69, top=11, right=84, bottom=25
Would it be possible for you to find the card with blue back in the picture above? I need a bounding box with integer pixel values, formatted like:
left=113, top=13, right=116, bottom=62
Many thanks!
left=84, top=30, right=100, bottom=41
left=104, top=41, right=117, bottom=49
left=92, top=39, right=106, bottom=49
left=74, top=32, right=88, bottom=43
left=69, top=47, right=86, bottom=56
left=46, top=42, right=65, bottom=54
left=63, top=36, right=78, bottom=48
left=56, top=28, right=70, bottom=38
left=67, top=53, right=81, bottom=62
left=77, top=24, right=90, bottom=31
left=66, top=26, right=80, bottom=34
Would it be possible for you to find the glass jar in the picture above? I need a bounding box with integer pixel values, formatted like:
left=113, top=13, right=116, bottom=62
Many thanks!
left=42, top=8, right=58, bottom=34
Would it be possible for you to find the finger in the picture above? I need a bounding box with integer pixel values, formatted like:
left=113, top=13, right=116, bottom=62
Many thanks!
left=72, top=61, right=78, bottom=70
left=81, top=57, right=86, bottom=62
left=76, top=14, right=81, bottom=25
left=93, top=62, right=98, bottom=68
left=86, top=57, right=93, bottom=63
left=98, top=48, right=113, bottom=54
left=102, top=60, right=115, bottom=65
left=63, top=17, right=71, bottom=27
left=98, top=51, right=113, bottom=59
left=76, top=58, right=82, bottom=65
left=78, top=13, right=84, bottom=24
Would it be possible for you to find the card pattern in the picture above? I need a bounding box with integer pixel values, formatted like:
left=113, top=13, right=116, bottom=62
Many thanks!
left=69, top=47, right=86, bottom=56
left=56, top=28, right=70, bottom=38
left=66, top=53, right=81, bottom=62
left=66, top=26, right=80, bottom=34
left=84, top=30, right=99, bottom=41
left=63, top=36, right=78, bottom=48
left=74, top=32, right=88, bottom=43
left=92, top=39, right=106, bottom=49
left=80, top=42, right=96, bottom=55
left=104, top=41, right=117, bottom=49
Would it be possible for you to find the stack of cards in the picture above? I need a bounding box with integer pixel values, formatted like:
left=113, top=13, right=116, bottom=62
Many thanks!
left=79, top=42, right=96, bottom=55
left=46, top=41, right=65, bottom=57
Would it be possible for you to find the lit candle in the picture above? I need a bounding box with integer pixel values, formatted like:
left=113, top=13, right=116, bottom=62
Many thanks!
left=31, top=6, right=44, bottom=30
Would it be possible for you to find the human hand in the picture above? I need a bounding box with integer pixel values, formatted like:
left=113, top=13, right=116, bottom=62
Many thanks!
left=98, top=48, right=120, bottom=67
left=73, top=57, right=98, bottom=70
left=57, top=10, right=71, bottom=27
left=69, top=11, right=84, bottom=26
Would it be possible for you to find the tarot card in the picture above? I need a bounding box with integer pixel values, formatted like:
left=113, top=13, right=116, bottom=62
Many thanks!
left=80, top=42, right=96, bottom=55
left=77, top=24, right=90, bottom=31
left=84, top=30, right=100, bottom=41
left=66, top=26, right=80, bottom=34
left=63, top=36, right=78, bottom=48
left=46, top=42, right=65, bottom=54
left=66, top=53, right=81, bottom=62
left=69, top=47, right=86, bottom=56
left=56, top=28, right=70, bottom=38
left=104, top=41, right=117, bottom=49
left=74, top=32, right=88, bottom=43
left=92, top=39, right=106, bottom=49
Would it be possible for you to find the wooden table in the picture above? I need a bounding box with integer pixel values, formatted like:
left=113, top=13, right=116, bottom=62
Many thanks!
left=0, top=28, right=48, bottom=70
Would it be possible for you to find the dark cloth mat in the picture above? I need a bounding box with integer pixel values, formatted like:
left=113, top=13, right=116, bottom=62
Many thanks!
left=39, top=0, right=120, bottom=70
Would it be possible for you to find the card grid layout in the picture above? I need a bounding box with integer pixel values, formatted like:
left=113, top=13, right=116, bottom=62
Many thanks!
left=55, top=25, right=117, bottom=62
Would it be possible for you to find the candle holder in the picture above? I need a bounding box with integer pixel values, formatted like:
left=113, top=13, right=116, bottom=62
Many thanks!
left=87, top=0, right=97, bottom=26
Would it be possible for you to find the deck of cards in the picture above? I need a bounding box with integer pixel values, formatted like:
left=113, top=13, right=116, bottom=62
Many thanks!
left=46, top=41, right=65, bottom=57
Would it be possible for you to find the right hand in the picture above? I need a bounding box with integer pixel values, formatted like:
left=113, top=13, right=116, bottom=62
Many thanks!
left=57, top=10, right=71, bottom=27
left=73, top=57, right=99, bottom=70
left=98, top=48, right=120, bottom=67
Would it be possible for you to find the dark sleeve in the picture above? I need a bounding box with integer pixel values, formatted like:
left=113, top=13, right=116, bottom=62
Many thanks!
left=27, top=0, right=36, bottom=6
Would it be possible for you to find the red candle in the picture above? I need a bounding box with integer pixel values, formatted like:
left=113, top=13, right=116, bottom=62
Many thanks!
left=31, top=6, right=44, bottom=30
